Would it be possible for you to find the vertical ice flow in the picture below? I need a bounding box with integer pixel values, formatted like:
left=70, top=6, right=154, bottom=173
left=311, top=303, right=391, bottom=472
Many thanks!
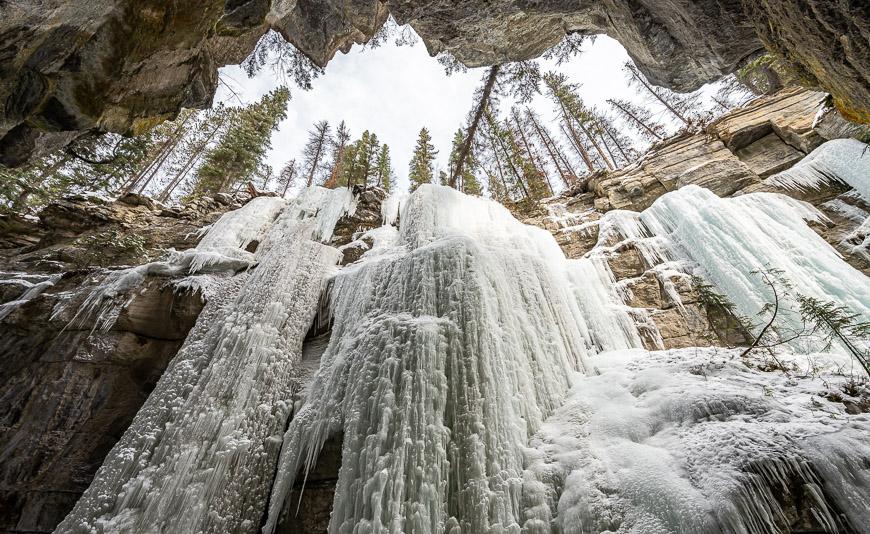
left=264, top=184, right=640, bottom=534
left=55, top=187, right=354, bottom=533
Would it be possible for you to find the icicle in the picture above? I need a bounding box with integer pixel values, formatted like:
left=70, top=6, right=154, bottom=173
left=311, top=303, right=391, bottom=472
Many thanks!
left=766, top=138, right=870, bottom=200
left=0, top=274, right=59, bottom=320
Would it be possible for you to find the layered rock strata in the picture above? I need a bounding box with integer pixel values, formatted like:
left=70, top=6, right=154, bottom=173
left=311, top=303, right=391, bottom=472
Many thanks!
left=527, top=87, right=869, bottom=350
left=1, top=0, right=868, bottom=165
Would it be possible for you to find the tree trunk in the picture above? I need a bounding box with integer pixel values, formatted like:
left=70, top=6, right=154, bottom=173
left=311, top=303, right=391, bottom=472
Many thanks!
left=513, top=113, right=553, bottom=195
left=451, top=65, right=500, bottom=188
left=610, top=100, right=663, bottom=141
left=557, top=101, right=595, bottom=172
left=526, top=109, right=571, bottom=187
left=629, top=68, right=689, bottom=124
left=577, top=119, right=614, bottom=170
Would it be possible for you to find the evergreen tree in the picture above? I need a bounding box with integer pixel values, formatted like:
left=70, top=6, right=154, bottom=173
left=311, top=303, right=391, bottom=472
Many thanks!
left=302, top=120, right=332, bottom=187
left=408, top=128, right=438, bottom=192
left=242, top=30, right=324, bottom=90
left=607, top=98, right=667, bottom=143
left=525, top=107, right=577, bottom=186
left=375, top=144, right=393, bottom=192
left=622, top=62, right=697, bottom=125
left=543, top=72, right=614, bottom=171
left=278, top=159, right=298, bottom=197
left=192, top=87, right=290, bottom=197
left=156, top=105, right=234, bottom=202
left=355, top=131, right=380, bottom=187
left=325, top=120, right=351, bottom=188
left=448, top=129, right=481, bottom=195
left=450, top=65, right=499, bottom=188
left=1, top=131, right=155, bottom=213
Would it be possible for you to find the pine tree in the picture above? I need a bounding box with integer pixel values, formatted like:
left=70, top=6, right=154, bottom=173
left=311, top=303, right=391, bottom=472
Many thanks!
left=623, top=62, right=696, bottom=125
left=326, top=120, right=351, bottom=187
left=607, top=98, right=667, bottom=143
left=448, top=129, right=482, bottom=195
left=450, top=65, right=499, bottom=188
left=375, top=144, right=393, bottom=192
left=408, top=127, right=438, bottom=192
left=302, top=120, right=332, bottom=187
left=192, top=87, right=290, bottom=197
left=355, top=131, right=380, bottom=187
left=279, top=159, right=297, bottom=197
left=525, top=107, right=577, bottom=186
left=157, top=105, right=234, bottom=202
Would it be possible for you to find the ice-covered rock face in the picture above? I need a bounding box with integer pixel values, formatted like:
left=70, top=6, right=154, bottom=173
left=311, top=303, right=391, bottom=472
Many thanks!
left=54, top=187, right=354, bottom=533
left=47, top=178, right=870, bottom=533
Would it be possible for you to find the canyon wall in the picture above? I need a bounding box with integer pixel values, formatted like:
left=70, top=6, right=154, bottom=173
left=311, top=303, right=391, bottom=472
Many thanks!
left=0, top=0, right=868, bottom=166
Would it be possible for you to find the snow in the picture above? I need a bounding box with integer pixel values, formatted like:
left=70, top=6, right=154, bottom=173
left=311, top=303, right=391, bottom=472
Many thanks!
left=525, top=346, right=870, bottom=534
left=766, top=139, right=870, bottom=201
left=56, top=188, right=354, bottom=533
left=263, top=184, right=639, bottom=533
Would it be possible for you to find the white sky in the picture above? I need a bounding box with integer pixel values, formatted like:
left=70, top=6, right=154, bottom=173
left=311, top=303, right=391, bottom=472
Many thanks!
left=214, top=32, right=721, bottom=193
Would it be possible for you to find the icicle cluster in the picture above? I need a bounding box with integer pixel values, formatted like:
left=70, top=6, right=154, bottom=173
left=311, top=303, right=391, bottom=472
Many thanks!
left=55, top=188, right=354, bottom=533
left=264, top=185, right=639, bottom=533
left=766, top=138, right=870, bottom=200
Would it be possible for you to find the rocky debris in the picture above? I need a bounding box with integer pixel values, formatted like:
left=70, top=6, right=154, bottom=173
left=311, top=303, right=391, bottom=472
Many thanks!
left=2, top=1, right=868, bottom=164
left=331, top=186, right=387, bottom=265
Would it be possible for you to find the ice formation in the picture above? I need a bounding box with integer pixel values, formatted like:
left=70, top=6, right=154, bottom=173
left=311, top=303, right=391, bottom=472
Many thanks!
left=593, top=185, right=870, bottom=356
left=263, top=184, right=640, bottom=533
left=52, top=196, right=290, bottom=332
left=525, top=347, right=870, bottom=534
left=0, top=273, right=59, bottom=320
left=766, top=138, right=870, bottom=200
left=55, top=188, right=354, bottom=533
left=54, top=176, right=870, bottom=533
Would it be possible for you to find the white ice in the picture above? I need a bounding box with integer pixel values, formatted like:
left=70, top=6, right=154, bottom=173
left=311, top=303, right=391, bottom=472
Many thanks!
left=766, top=138, right=870, bottom=201
left=264, top=184, right=639, bottom=533
left=525, top=347, right=870, bottom=534
left=55, top=187, right=355, bottom=533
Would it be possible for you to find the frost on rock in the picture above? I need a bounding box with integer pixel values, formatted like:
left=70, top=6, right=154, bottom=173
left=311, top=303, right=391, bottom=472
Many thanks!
left=264, top=185, right=639, bottom=533
left=51, top=196, right=287, bottom=332
left=525, top=347, right=870, bottom=533
left=55, top=188, right=353, bottom=533
left=766, top=138, right=870, bottom=201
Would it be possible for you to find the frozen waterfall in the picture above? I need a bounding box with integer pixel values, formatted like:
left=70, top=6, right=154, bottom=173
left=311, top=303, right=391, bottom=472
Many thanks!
left=55, top=188, right=355, bottom=533
left=263, top=185, right=640, bottom=533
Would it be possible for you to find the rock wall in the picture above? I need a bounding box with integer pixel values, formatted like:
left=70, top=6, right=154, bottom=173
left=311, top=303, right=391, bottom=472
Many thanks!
left=1, top=0, right=868, bottom=165
left=527, top=87, right=869, bottom=351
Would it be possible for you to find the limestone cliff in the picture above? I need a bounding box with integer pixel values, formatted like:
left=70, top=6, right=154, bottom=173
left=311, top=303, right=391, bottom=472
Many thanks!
left=0, top=0, right=868, bottom=165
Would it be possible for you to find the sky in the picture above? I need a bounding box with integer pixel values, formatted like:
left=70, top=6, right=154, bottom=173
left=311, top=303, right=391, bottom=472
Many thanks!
left=214, top=30, right=723, bottom=193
